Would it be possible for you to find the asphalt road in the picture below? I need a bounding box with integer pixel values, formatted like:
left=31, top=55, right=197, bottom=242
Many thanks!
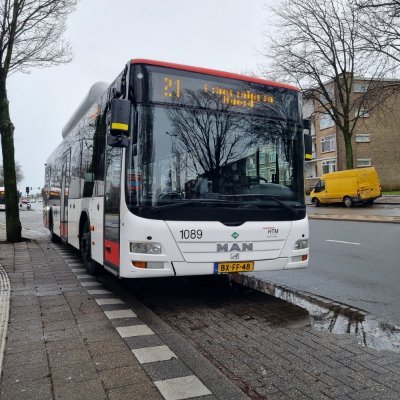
left=253, top=219, right=400, bottom=326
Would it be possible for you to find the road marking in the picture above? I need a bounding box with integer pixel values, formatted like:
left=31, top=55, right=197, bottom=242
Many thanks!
left=326, top=239, right=361, bottom=245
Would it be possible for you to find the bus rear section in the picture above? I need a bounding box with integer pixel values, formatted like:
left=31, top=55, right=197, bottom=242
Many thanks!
left=44, top=59, right=309, bottom=278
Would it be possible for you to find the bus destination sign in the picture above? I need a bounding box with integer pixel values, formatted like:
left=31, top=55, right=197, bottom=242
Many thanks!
left=149, top=70, right=276, bottom=110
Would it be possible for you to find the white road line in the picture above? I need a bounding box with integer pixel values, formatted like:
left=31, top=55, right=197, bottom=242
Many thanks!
left=326, top=239, right=361, bottom=245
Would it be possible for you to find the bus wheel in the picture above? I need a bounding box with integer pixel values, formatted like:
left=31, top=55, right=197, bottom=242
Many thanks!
left=80, top=221, right=98, bottom=275
left=49, top=215, right=60, bottom=243
left=343, top=196, right=353, bottom=208
left=312, top=197, right=320, bottom=207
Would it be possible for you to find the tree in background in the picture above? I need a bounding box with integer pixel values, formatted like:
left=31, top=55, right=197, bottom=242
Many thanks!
left=263, top=0, right=397, bottom=169
left=0, top=161, right=24, bottom=185
left=0, top=0, right=77, bottom=242
left=356, top=1, right=400, bottom=63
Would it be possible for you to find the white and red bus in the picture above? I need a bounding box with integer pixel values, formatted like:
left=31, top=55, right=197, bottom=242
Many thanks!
left=43, top=59, right=310, bottom=277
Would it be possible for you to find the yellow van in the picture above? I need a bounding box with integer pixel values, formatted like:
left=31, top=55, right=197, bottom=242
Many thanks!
left=310, top=167, right=381, bottom=207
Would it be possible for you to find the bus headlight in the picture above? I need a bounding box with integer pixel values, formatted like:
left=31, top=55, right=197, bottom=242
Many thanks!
left=130, top=242, right=162, bottom=254
left=294, top=239, right=308, bottom=250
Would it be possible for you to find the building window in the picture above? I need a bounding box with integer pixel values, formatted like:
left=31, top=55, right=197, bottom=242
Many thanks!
left=356, top=134, right=371, bottom=143
left=321, top=135, right=336, bottom=152
left=322, top=159, right=336, bottom=174
left=268, top=152, right=276, bottom=163
left=354, top=83, right=369, bottom=93
left=356, top=159, right=372, bottom=167
left=320, top=113, right=334, bottom=130
left=356, top=108, right=369, bottom=118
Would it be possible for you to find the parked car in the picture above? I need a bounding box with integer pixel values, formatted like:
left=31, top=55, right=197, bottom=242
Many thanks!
left=19, top=198, right=31, bottom=209
left=310, top=167, right=381, bottom=207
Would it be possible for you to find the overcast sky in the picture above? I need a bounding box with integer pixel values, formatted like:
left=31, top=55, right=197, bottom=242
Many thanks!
left=4, top=0, right=272, bottom=194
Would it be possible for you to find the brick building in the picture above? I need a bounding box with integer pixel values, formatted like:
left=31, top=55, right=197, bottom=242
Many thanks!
left=304, top=78, right=400, bottom=192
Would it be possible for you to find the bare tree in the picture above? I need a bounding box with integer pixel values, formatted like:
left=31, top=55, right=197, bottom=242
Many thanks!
left=165, top=91, right=246, bottom=193
left=356, top=0, right=400, bottom=62
left=264, top=0, right=395, bottom=169
left=0, top=0, right=77, bottom=242
left=0, top=161, right=24, bottom=185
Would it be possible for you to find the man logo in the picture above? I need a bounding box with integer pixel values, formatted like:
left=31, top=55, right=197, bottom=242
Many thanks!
left=217, top=243, right=253, bottom=252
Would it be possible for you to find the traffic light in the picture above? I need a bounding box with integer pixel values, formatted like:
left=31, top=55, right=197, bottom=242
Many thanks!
left=26, top=186, right=29, bottom=195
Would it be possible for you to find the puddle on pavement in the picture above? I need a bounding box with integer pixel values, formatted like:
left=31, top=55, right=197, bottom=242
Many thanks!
left=231, top=274, right=400, bottom=353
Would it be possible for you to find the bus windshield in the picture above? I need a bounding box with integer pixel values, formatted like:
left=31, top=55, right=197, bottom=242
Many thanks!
left=126, top=105, right=305, bottom=222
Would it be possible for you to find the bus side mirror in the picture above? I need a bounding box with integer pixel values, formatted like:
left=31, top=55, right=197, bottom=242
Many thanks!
left=303, top=119, right=311, bottom=131
left=304, top=133, right=312, bottom=161
left=108, top=99, right=131, bottom=148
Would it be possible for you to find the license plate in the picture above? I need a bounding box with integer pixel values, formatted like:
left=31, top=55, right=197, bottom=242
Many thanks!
left=214, top=261, right=254, bottom=274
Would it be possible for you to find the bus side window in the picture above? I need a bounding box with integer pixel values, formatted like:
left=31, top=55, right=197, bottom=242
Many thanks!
left=81, top=134, right=94, bottom=198
left=93, top=103, right=107, bottom=196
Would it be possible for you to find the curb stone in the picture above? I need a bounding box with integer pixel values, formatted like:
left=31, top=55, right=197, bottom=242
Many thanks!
left=0, top=266, right=10, bottom=377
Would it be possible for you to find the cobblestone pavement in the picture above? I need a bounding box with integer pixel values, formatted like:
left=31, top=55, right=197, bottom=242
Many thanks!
left=122, top=276, right=400, bottom=400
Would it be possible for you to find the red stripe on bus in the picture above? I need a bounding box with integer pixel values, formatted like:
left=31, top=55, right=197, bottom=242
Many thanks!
left=130, top=59, right=300, bottom=92
left=60, top=222, right=68, bottom=238
left=104, top=240, right=120, bottom=267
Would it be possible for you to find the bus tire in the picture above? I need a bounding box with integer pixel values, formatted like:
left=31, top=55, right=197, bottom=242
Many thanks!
left=80, top=220, right=98, bottom=275
left=343, top=196, right=353, bottom=208
left=49, top=213, right=60, bottom=243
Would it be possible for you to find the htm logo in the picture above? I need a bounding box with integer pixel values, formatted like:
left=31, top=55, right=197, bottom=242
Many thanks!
left=263, top=226, right=279, bottom=235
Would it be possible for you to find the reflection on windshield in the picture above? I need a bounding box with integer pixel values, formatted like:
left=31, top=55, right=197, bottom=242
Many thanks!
left=127, top=94, right=304, bottom=217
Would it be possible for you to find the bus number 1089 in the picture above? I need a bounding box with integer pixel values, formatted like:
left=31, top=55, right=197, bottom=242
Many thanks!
left=180, top=229, right=203, bottom=240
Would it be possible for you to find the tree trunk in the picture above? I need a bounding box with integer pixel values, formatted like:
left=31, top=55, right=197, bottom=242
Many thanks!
left=0, top=70, right=22, bottom=242
left=343, top=133, right=354, bottom=170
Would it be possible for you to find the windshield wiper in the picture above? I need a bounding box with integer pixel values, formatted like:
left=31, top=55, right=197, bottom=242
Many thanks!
left=150, top=199, right=251, bottom=213
left=267, top=196, right=297, bottom=215
left=223, top=194, right=298, bottom=215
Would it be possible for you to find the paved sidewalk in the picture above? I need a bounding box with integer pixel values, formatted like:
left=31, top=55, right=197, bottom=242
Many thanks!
left=0, top=240, right=165, bottom=400
left=0, top=231, right=246, bottom=400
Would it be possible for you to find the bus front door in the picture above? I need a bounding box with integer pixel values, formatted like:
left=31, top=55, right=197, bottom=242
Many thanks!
left=104, top=147, right=122, bottom=272
left=60, top=149, right=71, bottom=241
